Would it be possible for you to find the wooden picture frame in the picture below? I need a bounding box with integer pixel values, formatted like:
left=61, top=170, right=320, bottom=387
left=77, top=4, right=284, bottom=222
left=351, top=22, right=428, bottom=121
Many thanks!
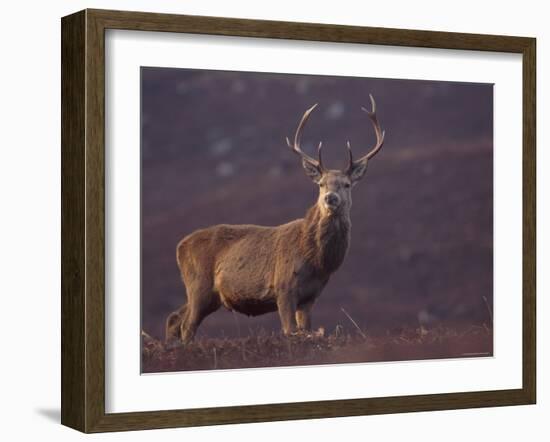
left=61, top=8, right=536, bottom=433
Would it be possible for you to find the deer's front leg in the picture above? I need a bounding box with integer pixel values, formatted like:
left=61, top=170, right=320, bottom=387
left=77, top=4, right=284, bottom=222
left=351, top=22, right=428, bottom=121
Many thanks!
left=277, top=293, right=298, bottom=336
left=296, top=300, right=314, bottom=332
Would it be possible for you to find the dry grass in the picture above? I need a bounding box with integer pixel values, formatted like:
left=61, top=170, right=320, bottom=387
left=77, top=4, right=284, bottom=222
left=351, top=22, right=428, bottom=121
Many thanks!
left=142, top=324, right=492, bottom=373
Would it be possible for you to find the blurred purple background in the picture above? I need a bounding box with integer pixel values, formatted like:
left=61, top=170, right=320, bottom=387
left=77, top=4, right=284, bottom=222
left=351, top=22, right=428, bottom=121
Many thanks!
left=141, top=67, right=493, bottom=340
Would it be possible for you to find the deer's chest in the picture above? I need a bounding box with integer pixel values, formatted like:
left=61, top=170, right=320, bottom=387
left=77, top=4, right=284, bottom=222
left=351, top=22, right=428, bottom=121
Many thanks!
left=290, top=262, right=330, bottom=306
left=268, top=256, right=329, bottom=305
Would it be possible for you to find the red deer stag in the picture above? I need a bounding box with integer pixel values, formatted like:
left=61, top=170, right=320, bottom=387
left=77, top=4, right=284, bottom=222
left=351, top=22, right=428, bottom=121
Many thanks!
left=166, top=95, right=386, bottom=345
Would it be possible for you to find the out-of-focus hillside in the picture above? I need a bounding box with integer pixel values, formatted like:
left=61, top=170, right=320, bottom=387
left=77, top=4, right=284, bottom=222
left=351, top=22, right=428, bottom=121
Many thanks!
left=141, top=67, right=493, bottom=341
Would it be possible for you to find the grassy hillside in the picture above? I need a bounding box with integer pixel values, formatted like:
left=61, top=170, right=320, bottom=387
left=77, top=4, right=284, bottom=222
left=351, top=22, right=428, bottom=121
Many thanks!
left=142, top=324, right=492, bottom=373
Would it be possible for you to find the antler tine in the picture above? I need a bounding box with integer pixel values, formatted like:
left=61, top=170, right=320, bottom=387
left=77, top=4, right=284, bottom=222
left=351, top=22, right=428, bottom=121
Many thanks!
left=285, top=103, right=324, bottom=170
left=361, top=94, right=385, bottom=161
left=317, top=141, right=324, bottom=170
left=347, top=94, right=385, bottom=172
left=345, top=141, right=353, bottom=173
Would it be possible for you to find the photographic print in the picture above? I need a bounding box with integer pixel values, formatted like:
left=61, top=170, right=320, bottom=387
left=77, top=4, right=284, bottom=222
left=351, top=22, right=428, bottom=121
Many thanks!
left=140, top=67, right=494, bottom=374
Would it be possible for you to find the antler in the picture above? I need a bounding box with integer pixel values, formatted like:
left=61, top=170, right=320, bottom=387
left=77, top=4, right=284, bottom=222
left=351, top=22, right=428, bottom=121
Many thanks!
left=345, top=94, right=385, bottom=174
left=286, top=104, right=324, bottom=171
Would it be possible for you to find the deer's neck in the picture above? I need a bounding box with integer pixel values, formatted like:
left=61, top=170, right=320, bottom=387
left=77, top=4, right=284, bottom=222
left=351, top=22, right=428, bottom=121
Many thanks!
left=301, top=204, right=351, bottom=274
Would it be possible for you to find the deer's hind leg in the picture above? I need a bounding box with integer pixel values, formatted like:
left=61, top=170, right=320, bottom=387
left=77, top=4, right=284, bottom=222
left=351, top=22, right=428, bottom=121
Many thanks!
left=165, top=304, right=187, bottom=345
left=180, top=279, right=221, bottom=344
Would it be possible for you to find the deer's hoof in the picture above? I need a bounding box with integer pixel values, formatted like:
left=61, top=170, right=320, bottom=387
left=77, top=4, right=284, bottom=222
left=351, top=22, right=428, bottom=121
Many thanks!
left=164, top=339, right=185, bottom=350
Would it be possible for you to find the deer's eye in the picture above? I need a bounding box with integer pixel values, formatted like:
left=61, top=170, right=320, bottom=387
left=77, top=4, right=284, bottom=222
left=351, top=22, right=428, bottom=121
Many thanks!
left=344, top=183, right=351, bottom=188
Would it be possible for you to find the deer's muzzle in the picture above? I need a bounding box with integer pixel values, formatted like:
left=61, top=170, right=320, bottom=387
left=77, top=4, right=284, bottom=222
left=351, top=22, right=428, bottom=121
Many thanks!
left=324, top=192, right=341, bottom=209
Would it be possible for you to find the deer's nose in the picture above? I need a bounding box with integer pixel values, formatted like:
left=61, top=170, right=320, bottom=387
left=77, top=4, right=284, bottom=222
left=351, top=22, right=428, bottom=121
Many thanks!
left=324, top=192, right=340, bottom=207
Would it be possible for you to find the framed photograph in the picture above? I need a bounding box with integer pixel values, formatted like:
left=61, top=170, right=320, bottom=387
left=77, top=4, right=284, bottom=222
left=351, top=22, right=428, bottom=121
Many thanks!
left=61, top=9, right=536, bottom=433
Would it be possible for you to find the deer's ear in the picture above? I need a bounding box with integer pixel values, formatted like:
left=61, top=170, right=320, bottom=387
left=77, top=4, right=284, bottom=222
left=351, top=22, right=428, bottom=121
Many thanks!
left=302, top=159, right=323, bottom=183
left=349, top=160, right=368, bottom=184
